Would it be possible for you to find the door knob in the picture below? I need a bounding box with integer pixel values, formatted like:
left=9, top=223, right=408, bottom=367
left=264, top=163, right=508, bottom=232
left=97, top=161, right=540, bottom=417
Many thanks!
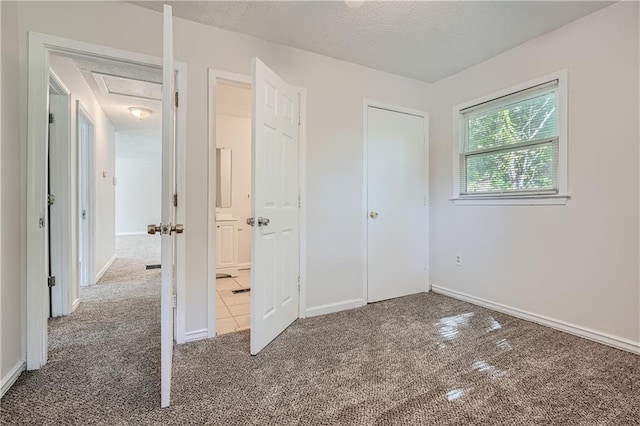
left=370, top=211, right=378, bottom=219
left=147, top=224, right=161, bottom=234
left=257, top=217, right=270, bottom=226
left=246, top=217, right=255, bottom=227
left=171, top=224, right=184, bottom=234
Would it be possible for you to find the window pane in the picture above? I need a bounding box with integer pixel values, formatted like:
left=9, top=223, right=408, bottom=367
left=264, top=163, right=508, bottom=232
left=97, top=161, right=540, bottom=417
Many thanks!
left=467, top=91, right=558, bottom=152
left=463, top=141, right=558, bottom=194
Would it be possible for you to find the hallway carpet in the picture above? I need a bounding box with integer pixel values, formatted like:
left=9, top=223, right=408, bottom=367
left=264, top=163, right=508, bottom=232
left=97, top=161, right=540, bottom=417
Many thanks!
left=2, top=270, right=638, bottom=424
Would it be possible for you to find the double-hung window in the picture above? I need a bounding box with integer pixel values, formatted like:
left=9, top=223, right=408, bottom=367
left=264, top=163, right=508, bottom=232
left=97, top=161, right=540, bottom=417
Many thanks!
left=453, top=72, right=568, bottom=205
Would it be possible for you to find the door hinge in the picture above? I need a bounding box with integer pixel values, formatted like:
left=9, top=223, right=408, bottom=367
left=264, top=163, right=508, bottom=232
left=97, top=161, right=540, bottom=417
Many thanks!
left=297, top=276, right=300, bottom=291
left=298, top=111, right=301, bottom=126
left=49, top=113, right=55, bottom=124
left=173, top=193, right=178, bottom=207
left=47, top=276, right=56, bottom=288
left=424, top=195, right=427, bottom=206
left=173, top=294, right=177, bottom=308
left=175, top=92, right=179, bottom=108
left=39, top=217, right=45, bottom=228
left=48, top=194, right=56, bottom=206
left=298, top=194, right=301, bottom=208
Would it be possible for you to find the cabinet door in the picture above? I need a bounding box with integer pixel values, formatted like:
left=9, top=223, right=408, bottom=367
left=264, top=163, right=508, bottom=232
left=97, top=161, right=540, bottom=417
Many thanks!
left=217, top=222, right=237, bottom=268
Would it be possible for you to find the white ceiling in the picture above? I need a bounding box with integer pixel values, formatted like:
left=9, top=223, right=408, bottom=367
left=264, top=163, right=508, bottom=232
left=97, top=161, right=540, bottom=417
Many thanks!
left=130, top=1, right=612, bottom=83
left=72, top=55, right=163, bottom=137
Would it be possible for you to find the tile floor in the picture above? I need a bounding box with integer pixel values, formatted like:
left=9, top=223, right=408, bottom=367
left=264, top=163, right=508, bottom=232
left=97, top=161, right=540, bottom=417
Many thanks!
left=216, top=269, right=251, bottom=335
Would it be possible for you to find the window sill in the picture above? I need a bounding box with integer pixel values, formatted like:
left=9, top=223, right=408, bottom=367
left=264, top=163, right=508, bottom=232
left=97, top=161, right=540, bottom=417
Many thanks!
left=450, top=195, right=570, bottom=206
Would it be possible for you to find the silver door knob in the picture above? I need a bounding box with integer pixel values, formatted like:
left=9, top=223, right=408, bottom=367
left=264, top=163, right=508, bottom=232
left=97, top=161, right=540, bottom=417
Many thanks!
left=147, top=224, right=161, bottom=234
left=171, top=224, right=184, bottom=234
left=246, top=217, right=255, bottom=227
left=257, top=217, right=270, bottom=226
left=370, top=211, right=378, bottom=219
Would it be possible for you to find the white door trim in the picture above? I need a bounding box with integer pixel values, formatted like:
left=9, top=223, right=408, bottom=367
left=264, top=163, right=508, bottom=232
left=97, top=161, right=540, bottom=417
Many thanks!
left=206, top=68, right=308, bottom=339
left=26, top=31, right=188, bottom=369
left=361, top=99, right=430, bottom=304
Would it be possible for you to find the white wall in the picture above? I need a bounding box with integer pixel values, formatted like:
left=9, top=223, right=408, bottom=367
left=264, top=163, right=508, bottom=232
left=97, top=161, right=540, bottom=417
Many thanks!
left=5, top=0, right=432, bottom=337
left=429, top=2, right=639, bottom=346
left=49, top=55, right=116, bottom=285
left=216, top=114, right=251, bottom=267
left=1, top=1, right=26, bottom=393
left=115, top=132, right=162, bottom=235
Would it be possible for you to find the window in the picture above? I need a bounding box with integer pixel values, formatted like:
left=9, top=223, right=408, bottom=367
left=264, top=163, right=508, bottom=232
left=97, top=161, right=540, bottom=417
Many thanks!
left=453, top=71, right=569, bottom=205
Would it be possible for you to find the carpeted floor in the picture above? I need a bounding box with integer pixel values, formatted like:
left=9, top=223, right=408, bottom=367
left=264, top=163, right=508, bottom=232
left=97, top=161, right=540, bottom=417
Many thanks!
left=2, top=257, right=639, bottom=425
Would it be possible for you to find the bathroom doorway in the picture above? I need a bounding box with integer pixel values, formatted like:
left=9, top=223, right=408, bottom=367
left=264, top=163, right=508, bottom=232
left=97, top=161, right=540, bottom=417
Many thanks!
left=212, top=76, right=253, bottom=334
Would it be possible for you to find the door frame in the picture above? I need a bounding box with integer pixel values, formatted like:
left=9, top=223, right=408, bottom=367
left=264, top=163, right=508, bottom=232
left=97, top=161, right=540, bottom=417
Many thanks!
left=26, top=32, right=188, bottom=369
left=361, top=99, right=430, bottom=304
left=206, top=68, right=308, bottom=339
left=76, top=100, right=96, bottom=291
left=48, top=71, right=73, bottom=316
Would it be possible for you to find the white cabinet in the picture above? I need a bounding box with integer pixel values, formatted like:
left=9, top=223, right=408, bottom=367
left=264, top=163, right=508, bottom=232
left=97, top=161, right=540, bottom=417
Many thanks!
left=216, top=218, right=239, bottom=277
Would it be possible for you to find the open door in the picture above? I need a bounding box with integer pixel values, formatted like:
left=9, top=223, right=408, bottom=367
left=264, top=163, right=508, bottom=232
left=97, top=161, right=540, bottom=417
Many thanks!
left=250, top=58, right=300, bottom=355
left=158, top=4, right=179, bottom=408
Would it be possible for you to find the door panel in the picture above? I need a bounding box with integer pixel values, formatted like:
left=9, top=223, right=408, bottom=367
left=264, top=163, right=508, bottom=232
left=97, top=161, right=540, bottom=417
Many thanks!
left=250, top=58, right=299, bottom=355
left=367, top=107, right=426, bottom=303
left=160, top=4, right=176, bottom=409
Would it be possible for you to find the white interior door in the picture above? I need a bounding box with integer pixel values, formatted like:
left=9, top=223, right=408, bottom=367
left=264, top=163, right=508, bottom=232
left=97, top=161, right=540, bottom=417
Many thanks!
left=160, top=4, right=176, bottom=408
left=250, top=58, right=300, bottom=355
left=367, top=106, right=426, bottom=303
left=77, top=107, right=93, bottom=288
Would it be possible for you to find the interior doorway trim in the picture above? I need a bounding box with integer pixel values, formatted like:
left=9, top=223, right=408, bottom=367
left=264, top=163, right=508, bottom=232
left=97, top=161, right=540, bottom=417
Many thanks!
left=361, top=99, right=430, bottom=304
left=26, top=31, right=188, bottom=369
left=206, top=68, right=308, bottom=339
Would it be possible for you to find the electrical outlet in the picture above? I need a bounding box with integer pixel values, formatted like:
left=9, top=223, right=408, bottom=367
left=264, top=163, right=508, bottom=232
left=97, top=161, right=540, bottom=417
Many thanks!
left=455, top=254, right=462, bottom=267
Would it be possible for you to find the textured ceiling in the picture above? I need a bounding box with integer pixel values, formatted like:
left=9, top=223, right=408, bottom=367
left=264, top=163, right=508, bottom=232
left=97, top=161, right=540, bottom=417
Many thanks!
left=129, top=1, right=612, bottom=83
left=72, top=55, right=163, bottom=137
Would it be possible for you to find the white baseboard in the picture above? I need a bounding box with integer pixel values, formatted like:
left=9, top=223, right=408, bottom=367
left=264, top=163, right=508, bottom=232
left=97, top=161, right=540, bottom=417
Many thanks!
left=71, top=298, right=80, bottom=313
left=306, top=298, right=363, bottom=318
left=238, top=263, right=251, bottom=270
left=431, top=285, right=640, bottom=354
left=184, top=329, right=209, bottom=343
left=95, top=255, right=116, bottom=283
left=1, top=361, right=26, bottom=398
left=116, top=232, right=147, bottom=236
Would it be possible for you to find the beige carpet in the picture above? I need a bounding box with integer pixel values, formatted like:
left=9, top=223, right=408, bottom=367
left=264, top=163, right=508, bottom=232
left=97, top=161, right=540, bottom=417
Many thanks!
left=1, top=260, right=638, bottom=424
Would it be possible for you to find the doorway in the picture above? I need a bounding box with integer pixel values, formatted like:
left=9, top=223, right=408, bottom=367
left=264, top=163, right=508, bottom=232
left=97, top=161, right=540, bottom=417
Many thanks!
left=212, top=78, right=253, bottom=335
left=76, top=101, right=95, bottom=288
left=26, top=33, right=187, bottom=373
left=363, top=101, right=429, bottom=303
left=207, top=65, right=308, bottom=354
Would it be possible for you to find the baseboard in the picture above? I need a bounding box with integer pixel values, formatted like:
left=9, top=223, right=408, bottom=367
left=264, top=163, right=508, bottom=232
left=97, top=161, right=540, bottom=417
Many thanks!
left=116, top=232, right=147, bottom=236
left=431, top=285, right=640, bottom=354
left=184, top=329, right=209, bottom=343
left=71, top=298, right=80, bottom=313
left=306, top=298, right=364, bottom=318
left=238, top=263, right=251, bottom=270
left=95, top=255, right=116, bottom=283
left=1, top=361, right=26, bottom=398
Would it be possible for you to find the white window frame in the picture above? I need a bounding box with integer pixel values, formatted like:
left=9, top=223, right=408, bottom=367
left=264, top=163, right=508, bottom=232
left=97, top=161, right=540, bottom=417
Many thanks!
left=451, top=70, right=570, bottom=206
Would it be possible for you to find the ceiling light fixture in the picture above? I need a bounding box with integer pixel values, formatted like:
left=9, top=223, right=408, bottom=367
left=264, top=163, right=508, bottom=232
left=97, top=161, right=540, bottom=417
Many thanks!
left=129, top=107, right=152, bottom=120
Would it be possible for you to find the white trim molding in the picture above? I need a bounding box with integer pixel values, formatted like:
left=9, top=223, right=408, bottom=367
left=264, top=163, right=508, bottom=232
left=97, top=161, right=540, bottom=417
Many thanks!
left=115, top=231, right=148, bottom=236
left=95, top=254, right=116, bottom=283
left=184, top=329, right=209, bottom=343
left=432, top=285, right=640, bottom=354
left=1, top=361, right=26, bottom=398
left=306, top=299, right=364, bottom=318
